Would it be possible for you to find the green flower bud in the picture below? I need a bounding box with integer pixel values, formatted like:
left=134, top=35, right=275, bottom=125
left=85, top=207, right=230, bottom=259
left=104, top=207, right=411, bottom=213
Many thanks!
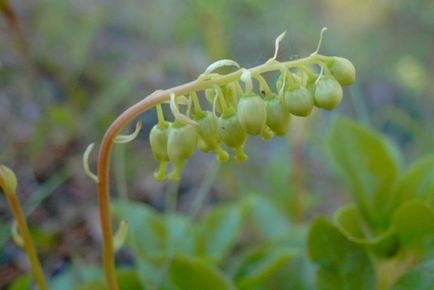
left=237, top=94, right=267, bottom=135
left=196, top=111, right=229, bottom=162
left=314, top=77, right=343, bottom=110
left=328, top=57, right=356, bottom=86
left=0, top=165, right=17, bottom=195
left=167, top=122, right=198, bottom=182
left=283, top=86, right=314, bottom=117
left=265, top=94, right=291, bottom=136
left=149, top=123, right=170, bottom=181
left=218, top=113, right=247, bottom=162
left=150, top=123, right=169, bottom=161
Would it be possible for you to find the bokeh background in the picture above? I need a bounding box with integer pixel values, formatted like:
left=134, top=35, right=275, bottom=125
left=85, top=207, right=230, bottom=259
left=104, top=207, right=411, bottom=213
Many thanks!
left=1, top=0, right=433, bottom=288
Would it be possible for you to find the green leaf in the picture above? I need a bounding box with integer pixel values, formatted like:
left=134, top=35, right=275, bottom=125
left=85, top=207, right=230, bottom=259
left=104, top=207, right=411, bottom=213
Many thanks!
left=75, top=281, right=106, bottom=290
left=308, top=217, right=351, bottom=267
left=392, top=201, right=434, bottom=247
left=391, top=258, right=434, bottom=290
left=112, top=201, right=166, bottom=258
left=244, top=195, right=292, bottom=241
left=196, top=204, right=243, bottom=263
left=307, top=216, right=375, bottom=290
left=50, top=262, right=101, bottom=290
left=167, top=254, right=236, bottom=290
left=392, top=155, right=434, bottom=210
left=165, top=213, right=195, bottom=255
left=234, top=246, right=297, bottom=289
left=117, top=271, right=145, bottom=290
left=74, top=270, right=144, bottom=290
left=328, top=116, right=399, bottom=229
left=334, top=204, right=399, bottom=257
left=7, top=275, right=31, bottom=290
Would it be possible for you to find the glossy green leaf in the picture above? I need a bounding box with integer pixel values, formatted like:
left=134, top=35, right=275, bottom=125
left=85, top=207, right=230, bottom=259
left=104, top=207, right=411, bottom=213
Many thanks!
left=391, top=258, right=434, bottom=290
left=308, top=216, right=375, bottom=290
left=392, top=201, right=434, bottom=247
left=392, top=155, right=434, bottom=210
left=334, top=204, right=399, bottom=257
left=235, top=246, right=297, bottom=289
left=167, top=254, right=236, bottom=290
left=196, top=204, right=243, bottom=263
left=328, top=116, right=399, bottom=229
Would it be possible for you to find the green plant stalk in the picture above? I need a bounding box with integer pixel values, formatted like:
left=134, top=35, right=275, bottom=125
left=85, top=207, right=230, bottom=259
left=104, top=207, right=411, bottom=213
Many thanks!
left=5, top=192, right=48, bottom=290
left=96, top=53, right=329, bottom=290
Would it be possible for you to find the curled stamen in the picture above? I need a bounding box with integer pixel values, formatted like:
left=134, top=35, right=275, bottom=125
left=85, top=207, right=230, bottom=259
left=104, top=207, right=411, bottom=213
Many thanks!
left=203, top=59, right=240, bottom=75
left=113, top=220, right=128, bottom=252
left=83, top=143, right=99, bottom=183
left=114, top=121, right=143, bottom=144
left=11, top=221, right=24, bottom=248
left=169, top=94, right=198, bottom=125
left=311, top=27, right=328, bottom=56
left=270, top=31, right=287, bottom=61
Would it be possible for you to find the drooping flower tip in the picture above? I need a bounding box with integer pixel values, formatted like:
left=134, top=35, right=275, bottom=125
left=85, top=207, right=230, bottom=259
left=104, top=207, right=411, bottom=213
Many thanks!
left=0, top=165, right=17, bottom=195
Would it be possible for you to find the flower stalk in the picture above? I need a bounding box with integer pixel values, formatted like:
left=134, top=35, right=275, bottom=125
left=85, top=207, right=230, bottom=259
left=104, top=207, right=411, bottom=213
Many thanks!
left=0, top=165, right=49, bottom=290
left=95, top=52, right=334, bottom=290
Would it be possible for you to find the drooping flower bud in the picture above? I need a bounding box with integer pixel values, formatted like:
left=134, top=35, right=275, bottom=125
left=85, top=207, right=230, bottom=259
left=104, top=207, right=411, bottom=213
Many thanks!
left=265, top=94, right=291, bottom=136
left=167, top=122, right=198, bottom=181
left=196, top=111, right=229, bottom=162
left=283, top=86, right=314, bottom=117
left=314, top=76, right=343, bottom=110
left=237, top=94, right=267, bottom=136
left=0, top=165, right=17, bottom=195
left=328, top=57, right=356, bottom=86
left=149, top=123, right=170, bottom=180
left=218, top=113, right=247, bottom=161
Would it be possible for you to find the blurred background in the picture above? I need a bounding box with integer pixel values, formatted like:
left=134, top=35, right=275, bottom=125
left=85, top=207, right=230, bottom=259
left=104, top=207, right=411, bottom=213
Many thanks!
left=0, top=0, right=433, bottom=288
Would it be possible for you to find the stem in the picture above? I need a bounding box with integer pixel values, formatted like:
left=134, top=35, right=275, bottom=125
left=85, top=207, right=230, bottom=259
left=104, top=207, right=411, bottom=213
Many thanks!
left=96, top=53, right=327, bottom=290
left=253, top=73, right=273, bottom=96
left=190, top=92, right=203, bottom=115
left=214, top=85, right=231, bottom=115
left=5, top=193, right=48, bottom=290
left=156, top=104, right=165, bottom=125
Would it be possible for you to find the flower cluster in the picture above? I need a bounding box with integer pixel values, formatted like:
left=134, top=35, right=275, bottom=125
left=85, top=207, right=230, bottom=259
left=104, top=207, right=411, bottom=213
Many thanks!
left=149, top=52, right=355, bottom=182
